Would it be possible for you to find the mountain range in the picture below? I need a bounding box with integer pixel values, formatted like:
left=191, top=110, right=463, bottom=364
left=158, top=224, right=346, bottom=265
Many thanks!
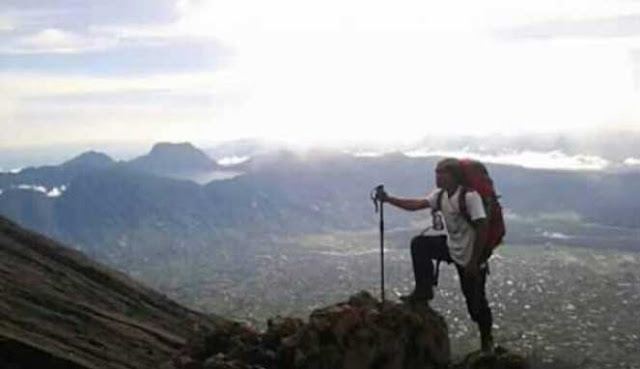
left=0, top=141, right=638, bottom=272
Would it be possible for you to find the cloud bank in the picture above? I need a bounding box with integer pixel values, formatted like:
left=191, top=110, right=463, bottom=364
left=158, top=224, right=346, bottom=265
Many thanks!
left=1, top=0, right=640, bottom=147
left=624, top=157, right=640, bottom=166
left=10, top=184, right=68, bottom=197
left=404, top=149, right=611, bottom=171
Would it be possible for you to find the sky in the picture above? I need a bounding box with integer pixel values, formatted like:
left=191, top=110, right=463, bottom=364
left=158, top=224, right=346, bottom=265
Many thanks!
left=2, top=0, right=640, bottom=149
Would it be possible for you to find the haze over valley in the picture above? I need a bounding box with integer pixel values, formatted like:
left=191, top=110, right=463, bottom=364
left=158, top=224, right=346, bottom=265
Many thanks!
left=1, top=141, right=638, bottom=367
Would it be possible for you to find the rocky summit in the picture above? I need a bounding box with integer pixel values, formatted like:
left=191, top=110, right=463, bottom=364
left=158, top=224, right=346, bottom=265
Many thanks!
left=169, top=291, right=527, bottom=369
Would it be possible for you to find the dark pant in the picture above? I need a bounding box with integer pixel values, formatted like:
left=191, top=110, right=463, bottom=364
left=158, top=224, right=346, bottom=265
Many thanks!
left=410, top=235, right=493, bottom=336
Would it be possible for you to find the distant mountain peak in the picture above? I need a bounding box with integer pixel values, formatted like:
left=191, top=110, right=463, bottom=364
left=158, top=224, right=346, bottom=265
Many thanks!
left=62, top=151, right=114, bottom=169
left=150, top=142, right=198, bottom=154
left=128, top=142, right=219, bottom=176
left=146, top=142, right=211, bottom=160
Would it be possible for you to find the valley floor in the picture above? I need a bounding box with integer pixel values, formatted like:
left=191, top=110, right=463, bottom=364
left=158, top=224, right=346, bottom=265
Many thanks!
left=135, top=230, right=640, bottom=369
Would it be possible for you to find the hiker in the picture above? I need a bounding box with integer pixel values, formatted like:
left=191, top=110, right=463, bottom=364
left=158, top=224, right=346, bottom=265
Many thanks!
left=377, top=158, right=495, bottom=353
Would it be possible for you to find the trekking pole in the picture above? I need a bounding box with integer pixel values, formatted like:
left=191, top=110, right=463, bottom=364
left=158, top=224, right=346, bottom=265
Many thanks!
left=370, top=185, right=386, bottom=303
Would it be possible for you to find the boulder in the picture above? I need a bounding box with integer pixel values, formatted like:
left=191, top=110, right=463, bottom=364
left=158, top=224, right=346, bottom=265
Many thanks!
left=279, top=291, right=450, bottom=369
left=454, top=346, right=529, bottom=369
left=171, top=291, right=451, bottom=369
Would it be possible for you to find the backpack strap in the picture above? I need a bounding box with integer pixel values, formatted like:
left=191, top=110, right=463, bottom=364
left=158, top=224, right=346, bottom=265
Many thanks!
left=437, top=186, right=472, bottom=223
left=458, top=186, right=473, bottom=224
left=434, top=188, right=445, bottom=213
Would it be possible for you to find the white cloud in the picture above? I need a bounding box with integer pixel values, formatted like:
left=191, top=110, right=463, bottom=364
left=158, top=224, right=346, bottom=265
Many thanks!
left=46, top=185, right=67, bottom=197
left=3, top=28, right=118, bottom=54
left=0, top=71, right=227, bottom=97
left=11, top=184, right=67, bottom=197
left=173, top=0, right=640, bottom=39
left=217, top=156, right=250, bottom=166
left=144, top=0, right=640, bottom=143
left=0, top=15, right=15, bottom=31
left=16, top=184, right=47, bottom=193
left=542, top=231, right=574, bottom=240
left=536, top=211, right=583, bottom=223
left=3, top=0, right=640, bottom=146
left=351, top=151, right=386, bottom=158
left=1, top=0, right=180, bottom=33
left=185, top=170, right=243, bottom=184
left=0, top=67, right=252, bottom=146
left=4, top=103, right=224, bottom=146
left=624, top=157, right=640, bottom=166
left=404, top=149, right=610, bottom=170
left=502, top=209, right=522, bottom=221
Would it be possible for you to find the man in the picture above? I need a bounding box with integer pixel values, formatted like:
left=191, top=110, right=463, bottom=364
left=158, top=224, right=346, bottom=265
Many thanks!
left=378, top=158, right=494, bottom=353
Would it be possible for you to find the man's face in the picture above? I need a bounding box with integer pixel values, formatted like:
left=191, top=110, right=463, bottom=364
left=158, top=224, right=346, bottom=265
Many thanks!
left=435, top=164, right=455, bottom=189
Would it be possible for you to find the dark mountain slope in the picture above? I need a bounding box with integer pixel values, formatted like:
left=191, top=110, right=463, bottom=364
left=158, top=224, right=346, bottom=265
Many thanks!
left=61, top=151, right=115, bottom=170
left=0, top=151, right=116, bottom=190
left=0, top=216, right=221, bottom=369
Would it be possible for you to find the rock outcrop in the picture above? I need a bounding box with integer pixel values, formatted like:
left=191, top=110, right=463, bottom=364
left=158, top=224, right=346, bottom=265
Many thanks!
left=170, top=291, right=529, bottom=369
left=171, top=291, right=451, bottom=369
left=0, top=216, right=222, bottom=369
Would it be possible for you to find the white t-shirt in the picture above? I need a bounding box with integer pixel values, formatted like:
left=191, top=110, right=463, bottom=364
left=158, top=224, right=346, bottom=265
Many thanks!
left=425, top=187, right=486, bottom=266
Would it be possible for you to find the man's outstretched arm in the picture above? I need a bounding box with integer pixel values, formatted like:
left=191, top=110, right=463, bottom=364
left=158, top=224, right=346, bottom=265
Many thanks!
left=384, top=196, right=430, bottom=211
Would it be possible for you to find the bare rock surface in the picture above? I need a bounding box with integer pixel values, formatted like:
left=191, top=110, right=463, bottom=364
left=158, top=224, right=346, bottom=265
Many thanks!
left=172, top=291, right=451, bottom=369
left=171, top=291, right=529, bottom=369
left=0, top=216, right=221, bottom=369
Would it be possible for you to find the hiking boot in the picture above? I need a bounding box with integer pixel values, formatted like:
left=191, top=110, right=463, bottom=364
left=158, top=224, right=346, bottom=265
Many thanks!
left=480, top=332, right=494, bottom=354
left=399, top=288, right=433, bottom=304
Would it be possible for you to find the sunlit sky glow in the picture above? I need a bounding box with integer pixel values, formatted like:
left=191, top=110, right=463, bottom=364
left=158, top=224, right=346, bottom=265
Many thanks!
left=2, top=0, right=640, bottom=148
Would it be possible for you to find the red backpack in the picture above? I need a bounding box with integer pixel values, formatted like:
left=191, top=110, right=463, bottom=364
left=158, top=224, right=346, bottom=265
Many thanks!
left=436, top=159, right=506, bottom=261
